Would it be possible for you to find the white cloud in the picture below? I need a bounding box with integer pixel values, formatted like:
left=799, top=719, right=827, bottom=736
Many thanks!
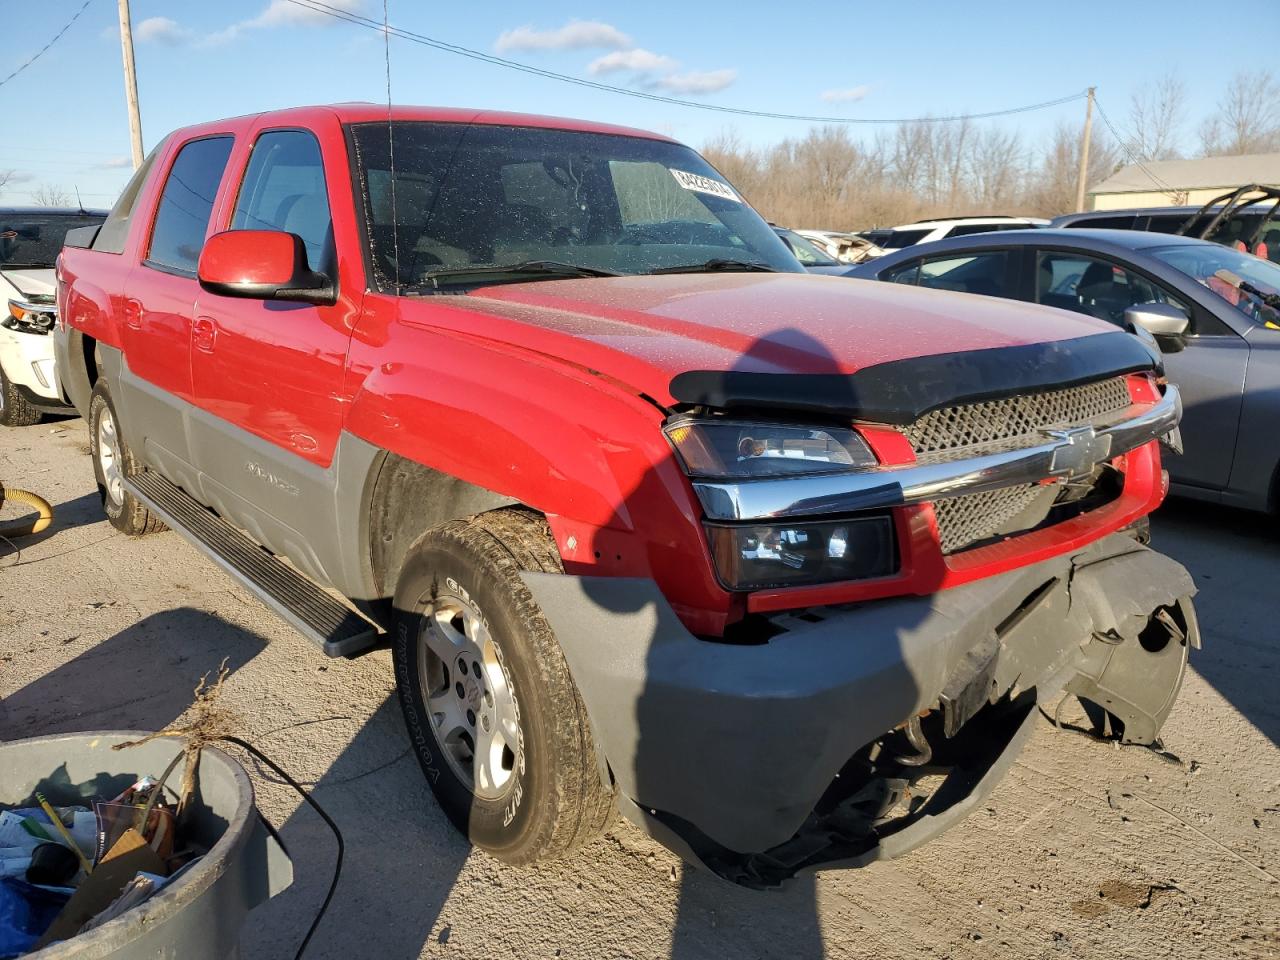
left=588, top=48, right=677, bottom=76
left=653, top=69, right=737, bottom=95
left=820, top=86, right=871, bottom=103
left=135, top=16, right=194, bottom=45
left=3, top=171, right=35, bottom=184
left=98, top=157, right=134, bottom=169
left=495, top=20, right=631, bottom=53
left=207, top=0, right=367, bottom=44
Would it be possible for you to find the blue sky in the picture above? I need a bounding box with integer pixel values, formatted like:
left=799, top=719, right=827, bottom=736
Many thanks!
left=2, top=0, right=1275, bottom=208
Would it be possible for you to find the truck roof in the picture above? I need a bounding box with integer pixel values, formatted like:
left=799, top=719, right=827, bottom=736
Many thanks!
left=163, top=103, right=678, bottom=145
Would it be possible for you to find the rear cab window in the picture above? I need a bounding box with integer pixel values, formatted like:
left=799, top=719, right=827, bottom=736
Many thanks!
left=144, top=136, right=235, bottom=276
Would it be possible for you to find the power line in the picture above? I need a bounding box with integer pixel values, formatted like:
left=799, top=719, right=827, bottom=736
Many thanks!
left=0, top=0, right=97, bottom=90
left=1093, top=96, right=1181, bottom=197
left=282, top=0, right=1088, bottom=125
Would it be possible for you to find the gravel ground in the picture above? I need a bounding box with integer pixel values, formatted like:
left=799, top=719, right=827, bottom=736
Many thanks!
left=1, top=417, right=1277, bottom=960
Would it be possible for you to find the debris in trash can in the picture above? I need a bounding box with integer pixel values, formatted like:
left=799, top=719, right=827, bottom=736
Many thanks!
left=33, top=829, right=165, bottom=950
left=0, top=878, right=70, bottom=959
left=25, top=846, right=78, bottom=888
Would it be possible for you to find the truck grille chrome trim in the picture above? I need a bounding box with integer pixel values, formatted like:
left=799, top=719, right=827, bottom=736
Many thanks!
left=692, top=386, right=1181, bottom=522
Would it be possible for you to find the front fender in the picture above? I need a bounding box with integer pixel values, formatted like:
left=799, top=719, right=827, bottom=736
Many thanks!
left=344, top=322, right=731, bottom=627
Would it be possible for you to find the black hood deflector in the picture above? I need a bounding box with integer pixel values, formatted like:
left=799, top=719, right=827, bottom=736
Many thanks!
left=668, top=331, right=1161, bottom=425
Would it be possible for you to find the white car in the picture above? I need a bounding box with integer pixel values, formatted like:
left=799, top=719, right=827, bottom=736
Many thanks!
left=1, top=207, right=106, bottom=425
left=875, top=216, right=1047, bottom=255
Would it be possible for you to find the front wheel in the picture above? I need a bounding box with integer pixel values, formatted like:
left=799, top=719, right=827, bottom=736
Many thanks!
left=392, top=510, right=614, bottom=864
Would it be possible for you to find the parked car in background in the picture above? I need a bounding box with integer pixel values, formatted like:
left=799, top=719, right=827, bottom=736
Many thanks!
left=1053, top=193, right=1280, bottom=263
left=793, top=228, right=881, bottom=263
left=57, top=104, right=1194, bottom=888
left=878, top=216, right=1048, bottom=254
left=0, top=206, right=107, bottom=425
left=849, top=228, right=1280, bottom=515
left=772, top=227, right=854, bottom=274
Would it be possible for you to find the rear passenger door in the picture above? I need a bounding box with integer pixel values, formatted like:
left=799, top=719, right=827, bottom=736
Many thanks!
left=121, top=134, right=235, bottom=483
left=187, top=120, right=363, bottom=569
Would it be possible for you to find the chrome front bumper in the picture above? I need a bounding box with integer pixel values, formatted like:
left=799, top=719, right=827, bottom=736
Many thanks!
left=694, top=386, right=1182, bottom=522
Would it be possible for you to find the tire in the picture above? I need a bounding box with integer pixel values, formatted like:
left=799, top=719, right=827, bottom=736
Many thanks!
left=88, top=380, right=164, bottom=536
left=0, top=367, right=41, bottom=427
left=392, top=509, right=614, bottom=864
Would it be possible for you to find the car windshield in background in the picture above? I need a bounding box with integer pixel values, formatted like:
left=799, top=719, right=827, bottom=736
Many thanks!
left=1147, top=243, right=1280, bottom=327
left=778, top=229, right=840, bottom=266
left=348, top=122, right=800, bottom=289
left=0, top=213, right=105, bottom=268
left=883, top=228, right=930, bottom=249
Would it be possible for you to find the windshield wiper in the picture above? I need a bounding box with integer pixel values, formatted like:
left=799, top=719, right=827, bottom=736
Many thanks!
left=422, top=260, right=622, bottom=287
left=646, top=258, right=778, bottom=275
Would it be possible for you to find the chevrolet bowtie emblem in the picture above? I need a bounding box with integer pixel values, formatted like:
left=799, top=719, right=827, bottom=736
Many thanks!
left=1042, top=426, right=1113, bottom=479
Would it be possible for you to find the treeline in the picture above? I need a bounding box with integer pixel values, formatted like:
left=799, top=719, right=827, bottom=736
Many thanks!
left=701, top=71, right=1280, bottom=231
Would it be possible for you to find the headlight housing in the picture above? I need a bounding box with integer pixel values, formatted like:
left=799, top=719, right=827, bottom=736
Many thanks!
left=664, top=418, right=877, bottom=479
left=4, top=300, right=57, bottom=335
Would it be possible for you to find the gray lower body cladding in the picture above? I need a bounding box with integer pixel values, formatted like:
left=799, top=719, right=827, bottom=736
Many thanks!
left=523, top=533, right=1196, bottom=885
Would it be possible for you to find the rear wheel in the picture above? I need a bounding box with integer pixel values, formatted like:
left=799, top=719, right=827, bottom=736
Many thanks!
left=392, top=509, right=614, bottom=863
left=0, top=367, right=41, bottom=427
left=88, top=381, right=164, bottom=536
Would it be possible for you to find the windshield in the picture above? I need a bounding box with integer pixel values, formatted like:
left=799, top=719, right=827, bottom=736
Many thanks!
left=1146, top=243, right=1280, bottom=327
left=0, top=212, right=105, bottom=268
left=777, top=229, right=839, bottom=266
left=883, top=228, right=930, bottom=250
left=349, top=121, right=800, bottom=289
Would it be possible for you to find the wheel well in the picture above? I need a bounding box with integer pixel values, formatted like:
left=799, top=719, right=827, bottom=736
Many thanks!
left=367, top=453, right=521, bottom=596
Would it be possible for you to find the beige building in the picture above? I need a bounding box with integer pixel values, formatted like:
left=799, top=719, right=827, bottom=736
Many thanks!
left=1088, top=153, right=1280, bottom=210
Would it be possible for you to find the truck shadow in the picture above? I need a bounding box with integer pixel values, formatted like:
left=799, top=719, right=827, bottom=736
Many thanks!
left=1151, top=498, right=1279, bottom=745
left=240, top=694, right=467, bottom=960
left=0, top=606, right=266, bottom=740
left=574, top=326, right=936, bottom=959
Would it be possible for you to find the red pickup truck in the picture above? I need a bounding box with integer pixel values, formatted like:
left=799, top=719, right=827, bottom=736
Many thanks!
left=56, top=105, right=1195, bottom=888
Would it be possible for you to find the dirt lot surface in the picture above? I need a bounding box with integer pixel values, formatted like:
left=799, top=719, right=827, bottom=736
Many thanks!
left=2, top=418, right=1277, bottom=960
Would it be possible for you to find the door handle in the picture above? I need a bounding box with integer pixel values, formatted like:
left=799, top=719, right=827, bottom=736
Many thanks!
left=123, top=298, right=143, bottom=330
left=193, top=315, right=218, bottom=353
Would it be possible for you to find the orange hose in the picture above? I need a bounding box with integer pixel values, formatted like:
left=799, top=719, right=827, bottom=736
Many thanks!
left=0, top=487, right=53, bottom=538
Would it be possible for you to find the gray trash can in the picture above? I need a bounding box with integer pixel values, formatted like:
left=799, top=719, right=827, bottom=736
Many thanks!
left=1, top=731, right=292, bottom=959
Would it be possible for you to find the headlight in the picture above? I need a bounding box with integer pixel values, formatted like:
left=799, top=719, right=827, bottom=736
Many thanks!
left=665, top=418, right=877, bottom=478
left=4, top=300, right=56, bottom=335
left=706, top=515, right=897, bottom=590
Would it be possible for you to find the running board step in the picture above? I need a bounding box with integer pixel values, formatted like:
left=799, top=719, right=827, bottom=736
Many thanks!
left=126, top=471, right=380, bottom=657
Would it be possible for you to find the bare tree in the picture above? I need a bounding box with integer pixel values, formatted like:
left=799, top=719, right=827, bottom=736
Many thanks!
left=1025, top=121, right=1120, bottom=217
left=1199, top=71, right=1280, bottom=156
left=0, top=169, right=13, bottom=195
left=31, top=184, right=72, bottom=207
left=1128, top=72, right=1186, bottom=160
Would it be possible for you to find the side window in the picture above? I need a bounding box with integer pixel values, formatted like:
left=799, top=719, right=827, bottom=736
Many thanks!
left=882, top=260, right=920, bottom=284
left=1035, top=251, right=1190, bottom=328
left=231, top=130, right=333, bottom=272
left=146, top=136, right=234, bottom=275
left=916, top=250, right=1012, bottom=297
left=92, top=145, right=162, bottom=255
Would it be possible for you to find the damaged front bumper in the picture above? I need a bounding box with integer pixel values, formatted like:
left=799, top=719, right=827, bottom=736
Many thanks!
left=523, top=533, right=1197, bottom=888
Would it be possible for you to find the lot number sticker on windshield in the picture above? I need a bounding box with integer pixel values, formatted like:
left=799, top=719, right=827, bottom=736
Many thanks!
left=670, top=169, right=740, bottom=203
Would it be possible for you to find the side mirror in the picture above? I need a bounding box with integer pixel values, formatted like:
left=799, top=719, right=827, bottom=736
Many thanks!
left=198, top=230, right=335, bottom=306
left=1124, top=302, right=1189, bottom=353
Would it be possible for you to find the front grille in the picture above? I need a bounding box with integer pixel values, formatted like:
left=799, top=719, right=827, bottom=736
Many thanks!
left=904, top=377, right=1132, bottom=461
left=933, top=484, right=1049, bottom=554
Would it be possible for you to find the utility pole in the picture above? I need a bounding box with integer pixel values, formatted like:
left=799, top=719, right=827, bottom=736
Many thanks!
left=117, top=0, right=144, bottom=169
left=1074, top=87, right=1095, bottom=213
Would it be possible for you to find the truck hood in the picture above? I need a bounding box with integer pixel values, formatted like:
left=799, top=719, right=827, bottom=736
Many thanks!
left=0, top=267, right=56, bottom=300
left=423, top=273, right=1158, bottom=423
